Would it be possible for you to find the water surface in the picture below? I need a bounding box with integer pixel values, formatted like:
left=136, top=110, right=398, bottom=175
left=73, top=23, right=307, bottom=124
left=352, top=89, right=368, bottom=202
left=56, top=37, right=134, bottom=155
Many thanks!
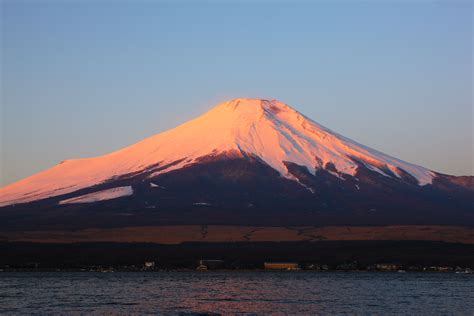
left=1, top=272, right=473, bottom=314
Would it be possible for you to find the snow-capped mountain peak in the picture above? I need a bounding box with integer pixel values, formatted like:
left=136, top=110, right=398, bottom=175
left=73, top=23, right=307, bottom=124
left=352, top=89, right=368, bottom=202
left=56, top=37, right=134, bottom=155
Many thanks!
left=0, top=98, right=435, bottom=206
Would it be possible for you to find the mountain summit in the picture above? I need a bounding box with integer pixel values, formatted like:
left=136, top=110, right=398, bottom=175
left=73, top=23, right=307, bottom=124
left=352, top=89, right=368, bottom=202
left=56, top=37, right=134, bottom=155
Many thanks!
left=1, top=98, right=435, bottom=206
left=0, top=98, right=472, bottom=230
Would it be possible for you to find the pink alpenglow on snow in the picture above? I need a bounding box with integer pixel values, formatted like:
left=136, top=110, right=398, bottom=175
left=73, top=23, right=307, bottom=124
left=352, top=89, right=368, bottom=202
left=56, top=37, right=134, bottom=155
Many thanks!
left=0, top=98, right=435, bottom=206
left=58, top=186, right=133, bottom=205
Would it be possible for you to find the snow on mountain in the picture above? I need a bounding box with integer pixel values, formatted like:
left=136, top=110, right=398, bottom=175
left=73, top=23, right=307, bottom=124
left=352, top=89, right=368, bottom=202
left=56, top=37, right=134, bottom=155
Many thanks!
left=0, top=98, right=434, bottom=206
left=58, top=186, right=133, bottom=205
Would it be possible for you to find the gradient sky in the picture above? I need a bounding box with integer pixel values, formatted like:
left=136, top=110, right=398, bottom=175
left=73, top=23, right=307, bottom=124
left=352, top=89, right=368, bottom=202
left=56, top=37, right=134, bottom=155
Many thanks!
left=1, top=0, right=472, bottom=186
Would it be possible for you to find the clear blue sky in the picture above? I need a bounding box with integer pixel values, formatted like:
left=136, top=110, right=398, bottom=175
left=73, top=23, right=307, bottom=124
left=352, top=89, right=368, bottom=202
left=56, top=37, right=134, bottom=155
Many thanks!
left=1, top=0, right=472, bottom=186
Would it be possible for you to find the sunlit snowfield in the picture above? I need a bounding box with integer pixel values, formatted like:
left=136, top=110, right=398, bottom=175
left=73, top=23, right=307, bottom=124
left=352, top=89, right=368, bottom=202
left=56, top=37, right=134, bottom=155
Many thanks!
left=1, top=272, right=472, bottom=314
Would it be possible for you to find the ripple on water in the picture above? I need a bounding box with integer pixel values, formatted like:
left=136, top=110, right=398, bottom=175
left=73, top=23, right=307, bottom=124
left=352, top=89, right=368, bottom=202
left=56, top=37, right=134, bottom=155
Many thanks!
left=0, top=272, right=473, bottom=314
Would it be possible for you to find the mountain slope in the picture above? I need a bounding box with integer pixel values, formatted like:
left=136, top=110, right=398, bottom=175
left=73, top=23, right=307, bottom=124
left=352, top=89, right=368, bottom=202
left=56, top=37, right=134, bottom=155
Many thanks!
left=0, top=98, right=438, bottom=207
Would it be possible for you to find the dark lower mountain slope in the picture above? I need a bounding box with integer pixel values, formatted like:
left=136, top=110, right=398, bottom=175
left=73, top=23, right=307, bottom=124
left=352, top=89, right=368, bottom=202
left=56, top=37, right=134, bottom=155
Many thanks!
left=0, top=153, right=472, bottom=231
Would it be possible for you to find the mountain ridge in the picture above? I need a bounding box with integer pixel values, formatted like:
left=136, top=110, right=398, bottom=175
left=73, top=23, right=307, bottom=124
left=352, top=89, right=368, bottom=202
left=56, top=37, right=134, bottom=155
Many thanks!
left=0, top=98, right=445, bottom=207
left=0, top=95, right=472, bottom=231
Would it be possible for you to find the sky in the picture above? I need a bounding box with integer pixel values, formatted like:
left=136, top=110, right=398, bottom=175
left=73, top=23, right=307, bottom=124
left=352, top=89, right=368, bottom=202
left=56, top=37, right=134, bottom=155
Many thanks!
left=1, top=0, right=472, bottom=186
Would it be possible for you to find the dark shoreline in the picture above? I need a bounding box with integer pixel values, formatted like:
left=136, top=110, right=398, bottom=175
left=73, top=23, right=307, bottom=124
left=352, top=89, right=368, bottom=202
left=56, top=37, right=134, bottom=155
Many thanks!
left=1, top=240, right=473, bottom=271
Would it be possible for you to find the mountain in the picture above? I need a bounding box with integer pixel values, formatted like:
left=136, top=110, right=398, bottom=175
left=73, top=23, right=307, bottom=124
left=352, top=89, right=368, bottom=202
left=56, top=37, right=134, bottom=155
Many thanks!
left=0, top=98, right=472, bottom=231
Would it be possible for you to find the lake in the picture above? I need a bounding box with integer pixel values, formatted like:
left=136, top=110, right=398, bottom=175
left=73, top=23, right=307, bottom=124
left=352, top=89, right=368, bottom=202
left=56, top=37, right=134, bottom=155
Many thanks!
left=1, top=272, right=473, bottom=314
